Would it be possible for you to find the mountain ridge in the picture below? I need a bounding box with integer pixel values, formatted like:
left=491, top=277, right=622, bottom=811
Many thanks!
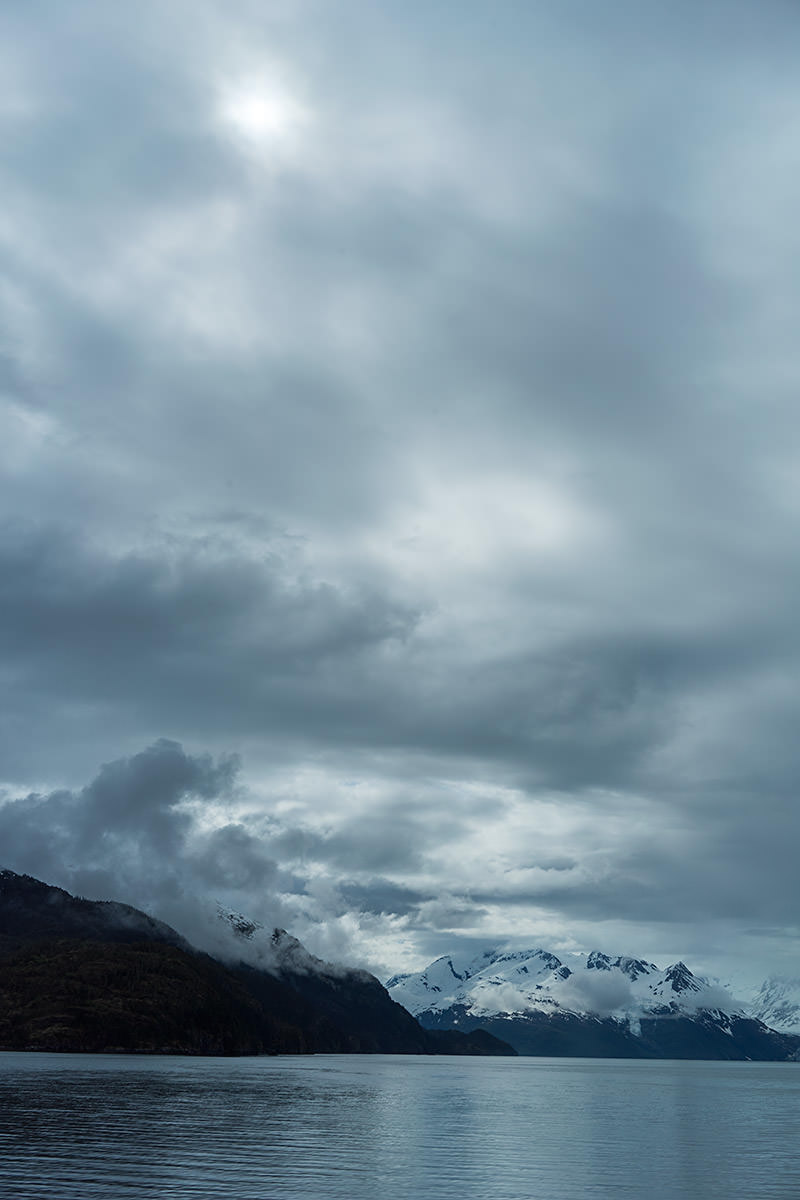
left=0, top=869, right=513, bottom=1057
left=387, top=945, right=800, bottom=1060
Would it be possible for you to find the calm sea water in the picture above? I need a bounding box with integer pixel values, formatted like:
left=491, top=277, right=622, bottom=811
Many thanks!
left=1, top=1052, right=798, bottom=1199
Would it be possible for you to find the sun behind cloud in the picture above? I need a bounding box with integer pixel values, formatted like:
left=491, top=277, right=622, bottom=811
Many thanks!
left=217, top=76, right=309, bottom=151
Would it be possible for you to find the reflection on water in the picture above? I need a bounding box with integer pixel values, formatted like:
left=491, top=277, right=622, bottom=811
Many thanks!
left=0, top=1053, right=798, bottom=1199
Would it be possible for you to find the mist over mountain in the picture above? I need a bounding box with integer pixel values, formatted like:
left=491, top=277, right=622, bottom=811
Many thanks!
left=0, top=870, right=512, bottom=1057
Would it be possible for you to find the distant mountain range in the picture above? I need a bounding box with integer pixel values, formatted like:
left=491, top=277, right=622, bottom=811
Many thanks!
left=0, top=870, right=512, bottom=1057
left=387, top=947, right=800, bottom=1060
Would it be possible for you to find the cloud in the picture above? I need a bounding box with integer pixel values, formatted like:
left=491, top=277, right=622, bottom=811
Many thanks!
left=2, top=0, right=800, bottom=986
left=558, top=971, right=635, bottom=1018
left=0, top=740, right=319, bottom=961
left=0, top=523, right=419, bottom=779
left=0, top=740, right=235, bottom=897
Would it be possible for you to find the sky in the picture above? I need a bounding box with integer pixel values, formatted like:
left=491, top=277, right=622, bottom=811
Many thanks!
left=1, top=0, right=799, bottom=993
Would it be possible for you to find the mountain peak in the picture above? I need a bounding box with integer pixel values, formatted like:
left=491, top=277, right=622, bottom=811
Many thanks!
left=216, top=905, right=264, bottom=940
left=389, top=945, right=721, bottom=1023
left=663, top=962, right=701, bottom=993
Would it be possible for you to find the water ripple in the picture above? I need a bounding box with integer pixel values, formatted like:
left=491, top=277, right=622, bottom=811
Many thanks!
left=1, top=1054, right=798, bottom=1199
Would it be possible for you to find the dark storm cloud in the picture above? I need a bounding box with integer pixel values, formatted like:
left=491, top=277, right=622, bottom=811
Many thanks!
left=0, top=517, right=760, bottom=792
left=269, top=819, right=430, bottom=875
left=337, top=880, right=429, bottom=919
left=0, top=741, right=321, bottom=949
left=3, top=0, right=800, bottom=980
left=0, top=741, right=237, bottom=896
left=191, top=823, right=286, bottom=893
left=0, top=523, right=419, bottom=776
left=0, top=526, right=415, bottom=673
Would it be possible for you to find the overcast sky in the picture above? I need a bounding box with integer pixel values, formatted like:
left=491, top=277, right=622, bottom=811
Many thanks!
left=2, top=0, right=799, bottom=991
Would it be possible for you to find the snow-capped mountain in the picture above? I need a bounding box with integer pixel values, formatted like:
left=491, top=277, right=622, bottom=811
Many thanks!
left=387, top=947, right=729, bottom=1023
left=387, top=947, right=800, bottom=1060
left=747, top=978, right=800, bottom=1035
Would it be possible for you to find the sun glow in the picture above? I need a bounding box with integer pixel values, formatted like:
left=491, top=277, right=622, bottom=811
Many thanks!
left=219, top=79, right=308, bottom=149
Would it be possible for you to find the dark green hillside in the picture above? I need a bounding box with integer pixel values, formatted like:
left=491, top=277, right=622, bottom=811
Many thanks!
left=0, top=869, right=187, bottom=956
left=0, top=939, right=309, bottom=1054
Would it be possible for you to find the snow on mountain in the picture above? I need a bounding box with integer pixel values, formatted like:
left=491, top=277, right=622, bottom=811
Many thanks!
left=747, top=978, right=800, bottom=1034
left=386, top=946, right=739, bottom=1027
left=215, top=904, right=365, bottom=979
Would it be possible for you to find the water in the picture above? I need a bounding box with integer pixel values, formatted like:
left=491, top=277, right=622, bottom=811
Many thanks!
left=1, top=1052, right=798, bottom=1199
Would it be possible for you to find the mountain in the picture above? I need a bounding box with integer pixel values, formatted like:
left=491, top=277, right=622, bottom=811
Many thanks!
left=215, top=906, right=512, bottom=1055
left=747, top=977, right=800, bottom=1035
left=387, top=947, right=800, bottom=1061
left=0, top=870, right=513, bottom=1056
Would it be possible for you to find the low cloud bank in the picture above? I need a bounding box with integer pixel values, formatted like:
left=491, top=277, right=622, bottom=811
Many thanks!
left=0, top=740, right=299, bottom=961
